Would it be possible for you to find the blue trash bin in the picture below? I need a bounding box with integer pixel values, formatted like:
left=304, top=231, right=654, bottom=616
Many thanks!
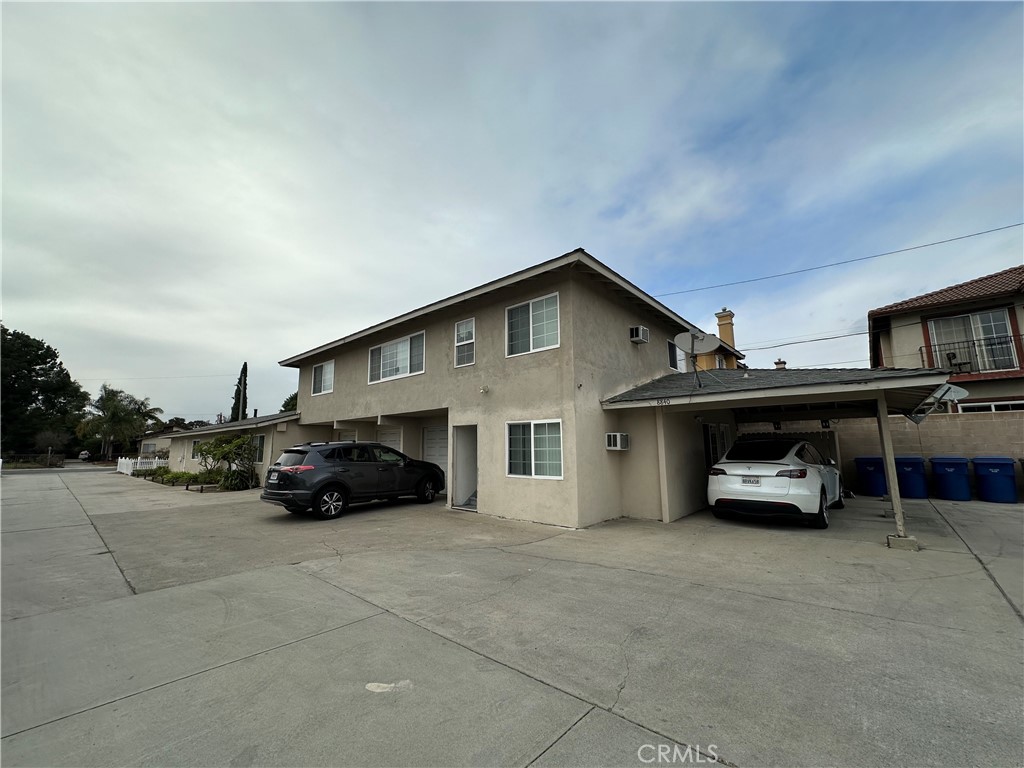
left=894, top=456, right=928, bottom=499
left=854, top=456, right=888, bottom=497
left=972, top=457, right=1019, bottom=503
left=929, top=456, right=971, bottom=501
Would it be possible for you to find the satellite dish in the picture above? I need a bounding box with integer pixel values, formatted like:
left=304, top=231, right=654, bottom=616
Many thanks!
left=674, top=330, right=722, bottom=355
left=939, top=384, right=970, bottom=401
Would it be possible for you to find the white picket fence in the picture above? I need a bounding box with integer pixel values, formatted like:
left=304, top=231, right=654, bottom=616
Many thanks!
left=117, top=457, right=169, bottom=476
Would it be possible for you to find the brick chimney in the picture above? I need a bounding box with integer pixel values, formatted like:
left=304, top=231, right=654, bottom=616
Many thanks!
left=715, top=307, right=735, bottom=347
left=774, top=358, right=787, bottom=370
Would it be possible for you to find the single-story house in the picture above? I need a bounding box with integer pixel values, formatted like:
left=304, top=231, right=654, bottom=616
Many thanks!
left=165, top=412, right=330, bottom=477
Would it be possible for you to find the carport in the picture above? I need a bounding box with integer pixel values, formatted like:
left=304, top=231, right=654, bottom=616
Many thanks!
left=603, top=367, right=954, bottom=549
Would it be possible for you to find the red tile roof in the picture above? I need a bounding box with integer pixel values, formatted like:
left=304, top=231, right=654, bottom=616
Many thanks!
left=869, top=265, right=1024, bottom=317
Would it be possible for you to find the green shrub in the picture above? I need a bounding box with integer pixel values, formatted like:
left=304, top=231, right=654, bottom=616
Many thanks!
left=164, top=471, right=197, bottom=485
left=219, top=469, right=256, bottom=491
left=196, top=467, right=224, bottom=485
left=152, top=466, right=171, bottom=479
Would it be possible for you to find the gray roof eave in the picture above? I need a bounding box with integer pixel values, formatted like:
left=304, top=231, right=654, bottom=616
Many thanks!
left=602, top=368, right=951, bottom=410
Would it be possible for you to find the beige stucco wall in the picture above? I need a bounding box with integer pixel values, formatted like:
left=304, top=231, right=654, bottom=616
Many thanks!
left=567, top=276, right=694, bottom=527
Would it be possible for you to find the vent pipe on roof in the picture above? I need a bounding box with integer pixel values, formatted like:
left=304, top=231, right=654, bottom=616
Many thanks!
left=253, top=409, right=258, bottom=418
left=774, top=359, right=787, bottom=370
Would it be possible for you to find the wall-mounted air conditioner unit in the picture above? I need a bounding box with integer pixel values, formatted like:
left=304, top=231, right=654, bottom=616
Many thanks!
left=629, top=326, right=650, bottom=344
left=605, top=433, right=630, bottom=451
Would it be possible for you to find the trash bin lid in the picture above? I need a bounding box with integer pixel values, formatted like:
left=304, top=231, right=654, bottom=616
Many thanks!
left=894, top=455, right=925, bottom=464
left=930, top=456, right=969, bottom=464
left=971, top=456, right=1016, bottom=465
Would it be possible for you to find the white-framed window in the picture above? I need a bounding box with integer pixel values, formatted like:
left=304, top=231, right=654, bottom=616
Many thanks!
left=190, top=440, right=201, bottom=460
left=715, top=354, right=726, bottom=369
left=455, top=318, right=475, bottom=367
left=668, top=341, right=684, bottom=372
left=506, top=419, right=562, bottom=479
left=312, top=360, right=335, bottom=395
left=506, top=293, right=559, bottom=357
left=959, top=401, right=1024, bottom=413
left=251, top=434, right=265, bottom=463
left=141, top=442, right=156, bottom=455
left=369, top=331, right=425, bottom=383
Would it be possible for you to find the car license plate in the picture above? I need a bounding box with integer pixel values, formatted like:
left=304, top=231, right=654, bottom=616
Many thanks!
left=741, top=476, right=760, bottom=486
left=269, top=472, right=278, bottom=482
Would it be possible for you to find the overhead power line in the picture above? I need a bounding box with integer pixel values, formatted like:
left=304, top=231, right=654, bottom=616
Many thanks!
left=653, top=223, right=1023, bottom=298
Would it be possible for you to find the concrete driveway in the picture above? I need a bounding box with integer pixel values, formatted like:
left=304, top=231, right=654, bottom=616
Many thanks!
left=2, top=471, right=1021, bottom=767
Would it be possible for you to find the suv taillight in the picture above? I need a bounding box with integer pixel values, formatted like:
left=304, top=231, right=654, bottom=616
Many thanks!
left=708, top=467, right=727, bottom=476
left=279, top=465, right=316, bottom=474
left=776, top=469, right=807, bottom=478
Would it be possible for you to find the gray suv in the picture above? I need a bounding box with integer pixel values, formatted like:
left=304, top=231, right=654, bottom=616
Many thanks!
left=260, top=441, right=445, bottom=519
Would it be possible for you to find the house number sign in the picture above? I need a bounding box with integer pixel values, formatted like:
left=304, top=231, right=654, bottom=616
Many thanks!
left=654, top=399, right=672, bottom=406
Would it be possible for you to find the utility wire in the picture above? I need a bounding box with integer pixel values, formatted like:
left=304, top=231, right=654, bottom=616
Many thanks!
left=653, top=223, right=1022, bottom=298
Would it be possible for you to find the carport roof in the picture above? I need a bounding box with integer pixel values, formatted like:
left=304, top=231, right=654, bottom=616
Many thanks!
left=603, top=367, right=952, bottom=418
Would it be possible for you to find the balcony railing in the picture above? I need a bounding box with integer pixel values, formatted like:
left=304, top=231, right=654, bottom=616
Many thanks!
left=923, top=335, right=1022, bottom=374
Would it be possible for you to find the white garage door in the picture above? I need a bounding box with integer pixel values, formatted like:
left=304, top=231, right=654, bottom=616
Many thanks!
left=422, top=426, right=448, bottom=469
left=376, top=427, right=402, bottom=450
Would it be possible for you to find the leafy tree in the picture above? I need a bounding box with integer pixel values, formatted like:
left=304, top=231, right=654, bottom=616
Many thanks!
left=1, top=325, right=90, bottom=452
left=76, top=384, right=164, bottom=459
left=195, top=434, right=259, bottom=490
left=230, top=362, right=248, bottom=422
left=280, top=391, right=298, bottom=412
left=163, top=417, right=212, bottom=431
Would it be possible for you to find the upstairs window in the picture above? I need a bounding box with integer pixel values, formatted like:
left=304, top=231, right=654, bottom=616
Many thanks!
left=312, top=360, right=334, bottom=395
left=369, top=331, right=425, bottom=383
left=668, top=341, right=684, bottom=372
left=455, top=318, right=475, bottom=367
left=507, top=293, right=559, bottom=356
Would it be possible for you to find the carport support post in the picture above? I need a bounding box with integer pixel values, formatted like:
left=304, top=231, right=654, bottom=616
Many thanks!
left=655, top=407, right=671, bottom=524
left=875, top=393, right=917, bottom=550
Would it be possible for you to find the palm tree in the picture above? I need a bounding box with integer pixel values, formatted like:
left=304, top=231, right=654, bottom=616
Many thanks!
left=76, top=385, right=164, bottom=459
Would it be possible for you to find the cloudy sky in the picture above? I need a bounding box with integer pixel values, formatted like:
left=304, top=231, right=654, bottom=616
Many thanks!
left=3, top=2, right=1022, bottom=423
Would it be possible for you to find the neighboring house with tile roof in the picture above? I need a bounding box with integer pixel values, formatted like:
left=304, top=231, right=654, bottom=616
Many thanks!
left=868, top=265, right=1024, bottom=411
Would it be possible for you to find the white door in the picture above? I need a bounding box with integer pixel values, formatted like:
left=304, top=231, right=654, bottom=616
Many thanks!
left=376, top=427, right=401, bottom=451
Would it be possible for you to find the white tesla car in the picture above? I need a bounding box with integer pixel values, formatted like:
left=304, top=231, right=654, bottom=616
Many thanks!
left=707, top=438, right=843, bottom=528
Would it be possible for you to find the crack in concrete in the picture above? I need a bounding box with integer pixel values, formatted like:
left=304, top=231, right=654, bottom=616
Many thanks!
left=610, top=625, right=642, bottom=713
left=321, top=539, right=345, bottom=562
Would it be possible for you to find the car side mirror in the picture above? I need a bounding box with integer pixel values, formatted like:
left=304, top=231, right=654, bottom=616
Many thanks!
left=827, top=458, right=836, bottom=466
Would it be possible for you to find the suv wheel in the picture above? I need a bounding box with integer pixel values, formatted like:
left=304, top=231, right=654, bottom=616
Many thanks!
left=313, top=487, right=348, bottom=520
left=416, top=477, right=437, bottom=504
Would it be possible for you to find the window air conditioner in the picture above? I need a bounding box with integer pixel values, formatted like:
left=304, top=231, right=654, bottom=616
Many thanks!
left=629, top=326, right=650, bottom=344
left=605, top=432, right=630, bottom=451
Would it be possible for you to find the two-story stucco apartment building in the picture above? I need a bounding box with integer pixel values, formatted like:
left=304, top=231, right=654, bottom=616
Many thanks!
left=275, top=249, right=746, bottom=528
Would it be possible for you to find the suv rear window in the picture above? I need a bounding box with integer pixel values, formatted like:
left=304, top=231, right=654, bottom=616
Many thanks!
left=724, top=441, right=798, bottom=461
left=275, top=450, right=310, bottom=467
